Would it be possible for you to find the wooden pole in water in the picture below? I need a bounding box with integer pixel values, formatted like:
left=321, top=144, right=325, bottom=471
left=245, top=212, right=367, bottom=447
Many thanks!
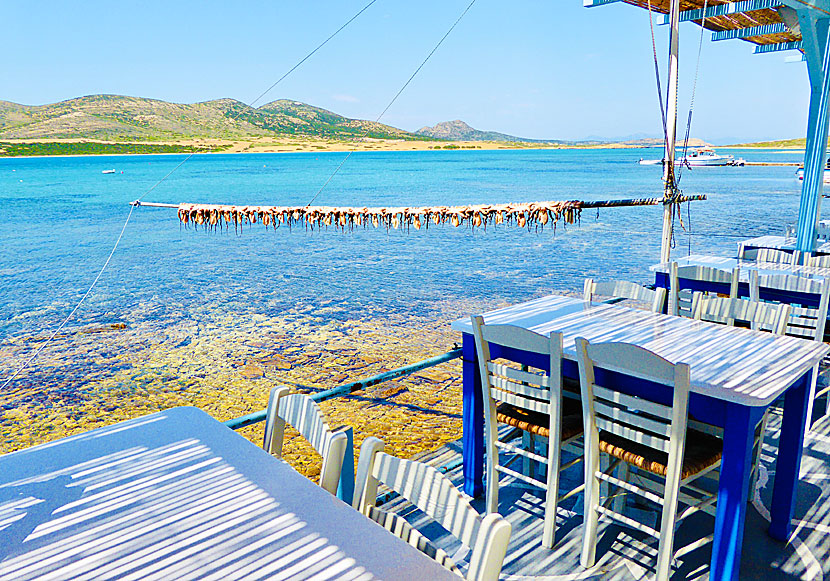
left=660, top=0, right=680, bottom=264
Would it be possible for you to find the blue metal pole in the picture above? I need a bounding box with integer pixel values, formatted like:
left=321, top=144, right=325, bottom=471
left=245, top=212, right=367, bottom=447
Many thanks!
left=796, top=17, right=830, bottom=253
left=224, top=347, right=462, bottom=430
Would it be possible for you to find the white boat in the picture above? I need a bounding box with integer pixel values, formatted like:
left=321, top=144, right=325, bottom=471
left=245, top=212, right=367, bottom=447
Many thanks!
left=102, top=169, right=116, bottom=174
left=638, top=147, right=735, bottom=166
left=681, top=147, right=734, bottom=166
left=796, top=168, right=830, bottom=183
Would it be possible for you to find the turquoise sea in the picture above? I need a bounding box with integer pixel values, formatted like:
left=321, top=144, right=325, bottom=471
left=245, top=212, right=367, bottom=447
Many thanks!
left=0, top=147, right=808, bottom=394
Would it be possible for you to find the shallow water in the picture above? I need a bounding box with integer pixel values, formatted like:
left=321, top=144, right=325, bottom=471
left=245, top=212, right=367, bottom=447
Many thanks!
left=0, top=148, right=809, bottom=453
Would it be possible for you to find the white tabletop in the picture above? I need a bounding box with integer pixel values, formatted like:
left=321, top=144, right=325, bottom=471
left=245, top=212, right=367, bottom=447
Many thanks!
left=451, top=295, right=829, bottom=407
left=0, top=407, right=459, bottom=581
left=649, top=254, right=830, bottom=281
left=740, top=235, right=830, bottom=254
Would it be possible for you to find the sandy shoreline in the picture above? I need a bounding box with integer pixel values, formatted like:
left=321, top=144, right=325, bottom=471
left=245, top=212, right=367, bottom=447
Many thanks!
left=0, top=136, right=676, bottom=159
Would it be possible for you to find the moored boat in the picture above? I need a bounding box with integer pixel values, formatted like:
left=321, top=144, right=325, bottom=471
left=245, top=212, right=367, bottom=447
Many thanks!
left=796, top=168, right=830, bottom=182
left=638, top=147, right=736, bottom=166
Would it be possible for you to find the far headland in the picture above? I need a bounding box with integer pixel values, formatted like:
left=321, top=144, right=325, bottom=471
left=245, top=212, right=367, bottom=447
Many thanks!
left=0, top=94, right=786, bottom=157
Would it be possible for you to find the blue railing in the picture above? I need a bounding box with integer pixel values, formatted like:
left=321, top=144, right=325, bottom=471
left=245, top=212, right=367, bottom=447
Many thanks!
left=224, top=347, right=462, bottom=502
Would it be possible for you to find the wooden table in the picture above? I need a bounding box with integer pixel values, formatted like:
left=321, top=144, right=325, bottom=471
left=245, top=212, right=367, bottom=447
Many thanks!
left=651, top=254, right=830, bottom=309
left=451, top=295, right=829, bottom=581
left=0, top=407, right=459, bottom=580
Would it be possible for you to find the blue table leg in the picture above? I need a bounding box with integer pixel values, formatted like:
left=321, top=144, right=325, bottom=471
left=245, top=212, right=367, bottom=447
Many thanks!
left=462, top=333, right=484, bottom=498
left=711, top=403, right=756, bottom=581
left=769, top=369, right=812, bottom=541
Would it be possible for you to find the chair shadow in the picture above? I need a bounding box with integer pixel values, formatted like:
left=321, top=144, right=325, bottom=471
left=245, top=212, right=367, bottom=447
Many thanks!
left=0, top=475, right=83, bottom=561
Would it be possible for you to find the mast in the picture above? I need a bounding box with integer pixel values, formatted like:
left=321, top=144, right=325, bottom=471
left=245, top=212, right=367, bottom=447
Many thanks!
left=659, top=0, right=680, bottom=264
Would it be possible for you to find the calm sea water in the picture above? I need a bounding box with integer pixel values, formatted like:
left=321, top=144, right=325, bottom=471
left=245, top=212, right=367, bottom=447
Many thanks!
left=0, top=148, right=807, bottom=347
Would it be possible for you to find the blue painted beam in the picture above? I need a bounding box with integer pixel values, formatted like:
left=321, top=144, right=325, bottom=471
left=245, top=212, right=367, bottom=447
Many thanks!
left=712, top=22, right=789, bottom=40
left=779, top=0, right=830, bottom=18
left=796, top=18, right=830, bottom=252
left=754, top=40, right=804, bottom=52
left=583, top=0, right=620, bottom=6
left=664, top=0, right=782, bottom=24
left=224, top=347, right=463, bottom=430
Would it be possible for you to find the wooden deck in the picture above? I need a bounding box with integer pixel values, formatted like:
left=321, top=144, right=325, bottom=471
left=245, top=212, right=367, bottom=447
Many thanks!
left=380, top=409, right=830, bottom=580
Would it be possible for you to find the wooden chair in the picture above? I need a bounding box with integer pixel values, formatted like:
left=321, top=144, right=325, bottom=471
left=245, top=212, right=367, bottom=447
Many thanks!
left=749, top=272, right=830, bottom=342
left=755, top=247, right=800, bottom=265
left=354, top=437, right=511, bottom=581
left=263, top=387, right=349, bottom=495
left=692, top=294, right=791, bottom=335
left=471, top=316, right=583, bottom=548
left=691, top=294, right=790, bottom=488
left=749, top=272, right=830, bottom=425
left=583, top=278, right=666, bottom=313
left=805, top=253, right=830, bottom=268
left=669, top=262, right=739, bottom=318
left=574, top=338, right=721, bottom=581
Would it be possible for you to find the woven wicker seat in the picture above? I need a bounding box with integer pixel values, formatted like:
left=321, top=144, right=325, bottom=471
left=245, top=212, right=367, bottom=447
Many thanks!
left=599, top=429, right=722, bottom=480
left=496, top=402, right=582, bottom=441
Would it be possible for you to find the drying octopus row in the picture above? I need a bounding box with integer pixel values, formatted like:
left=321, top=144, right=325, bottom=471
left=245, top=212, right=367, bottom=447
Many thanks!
left=177, top=201, right=583, bottom=232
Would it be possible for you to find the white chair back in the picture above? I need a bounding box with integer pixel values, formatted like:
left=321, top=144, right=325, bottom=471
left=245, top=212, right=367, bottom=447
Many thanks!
left=583, top=278, right=666, bottom=313
left=669, top=262, right=739, bottom=317
left=755, top=247, right=799, bottom=265
left=354, top=437, right=511, bottom=581
left=806, top=253, right=830, bottom=268
left=263, top=387, right=349, bottom=495
left=473, top=319, right=561, bottom=419
left=692, top=294, right=791, bottom=335
left=749, top=272, right=830, bottom=342
left=575, top=338, right=690, bottom=462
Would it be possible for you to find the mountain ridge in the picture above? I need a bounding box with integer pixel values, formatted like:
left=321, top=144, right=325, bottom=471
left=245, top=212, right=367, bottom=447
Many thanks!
left=0, top=94, right=423, bottom=142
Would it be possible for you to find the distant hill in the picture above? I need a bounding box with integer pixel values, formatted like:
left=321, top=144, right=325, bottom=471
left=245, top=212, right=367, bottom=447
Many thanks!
left=0, top=95, right=423, bottom=141
left=726, top=137, right=806, bottom=148
left=415, top=119, right=565, bottom=143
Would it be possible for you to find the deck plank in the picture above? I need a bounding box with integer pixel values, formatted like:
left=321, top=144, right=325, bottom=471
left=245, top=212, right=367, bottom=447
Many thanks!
left=376, top=411, right=830, bottom=579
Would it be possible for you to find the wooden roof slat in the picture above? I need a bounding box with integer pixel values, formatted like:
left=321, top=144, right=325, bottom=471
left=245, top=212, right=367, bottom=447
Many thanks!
left=611, top=0, right=801, bottom=49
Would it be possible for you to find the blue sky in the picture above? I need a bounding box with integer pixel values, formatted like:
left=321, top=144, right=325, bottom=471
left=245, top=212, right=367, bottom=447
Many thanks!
left=2, top=1, right=808, bottom=143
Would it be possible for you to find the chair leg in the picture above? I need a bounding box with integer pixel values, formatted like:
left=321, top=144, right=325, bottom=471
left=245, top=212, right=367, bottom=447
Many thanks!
left=613, top=462, right=629, bottom=514
left=542, top=435, right=560, bottom=549
left=523, top=431, right=535, bottom=478
left=581, top=448, right=602, bottom=568
left=749, top=411, right=770, bottom=498
left=485, top=404, right=500, bottom=514
left=655, top=471, right=681, bottom=581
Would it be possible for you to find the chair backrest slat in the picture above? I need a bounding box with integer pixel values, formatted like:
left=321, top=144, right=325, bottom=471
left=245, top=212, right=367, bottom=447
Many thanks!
left=263, top=388, right=349, bottom=495
left=489, top=378, right=549, bottom=407
left=488, top=361, right=551, bottom=389
left=593, top=400, right=673, bottom=440
left=584, top=279, right=667, bottom=313
left=669, top=262, right=738, bottom=317
left=692, top=294, right=791, bottom=335
left=471, top=315, right=561, bottom=432
left=354, top=438, right=512, bottom=581
left=756, top=247, right=797, bottom=265
left=750, top=271, right=830, bottom=341
left=591, top=384, right=669, bottom=419
left=372, top=452, right=482, bottom=547
left=575, top=338, right=690, bottom=471
left=597, top=419, right=671, bottom=453
left=806, top=254, right=830, bottom=268
left=490, top=387, right=550, bottom=414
